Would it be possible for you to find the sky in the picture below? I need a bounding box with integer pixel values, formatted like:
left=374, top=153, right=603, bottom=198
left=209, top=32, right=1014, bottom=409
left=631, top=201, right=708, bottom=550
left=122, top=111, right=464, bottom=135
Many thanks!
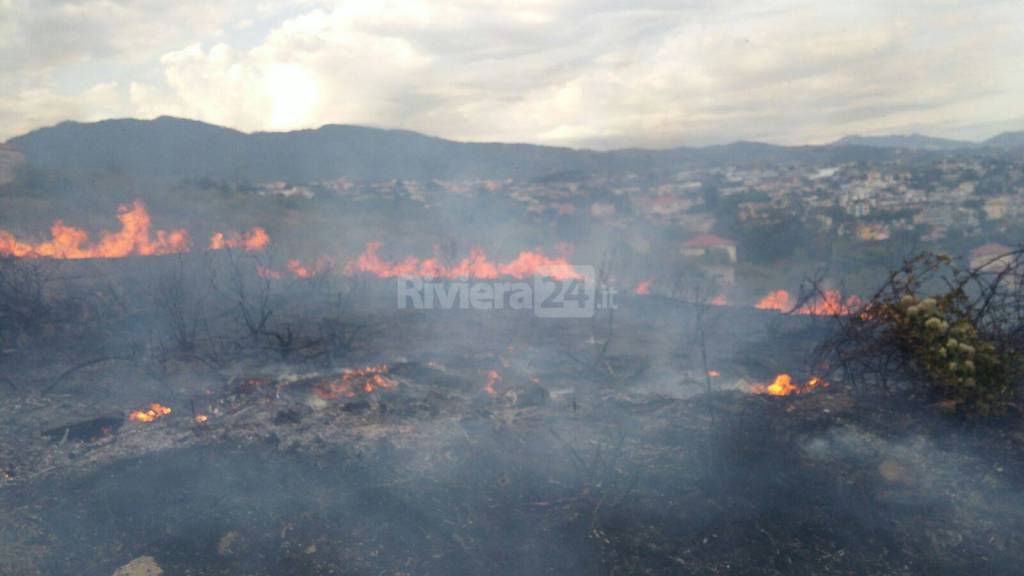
left=1, top=0, right=1022, bottom=149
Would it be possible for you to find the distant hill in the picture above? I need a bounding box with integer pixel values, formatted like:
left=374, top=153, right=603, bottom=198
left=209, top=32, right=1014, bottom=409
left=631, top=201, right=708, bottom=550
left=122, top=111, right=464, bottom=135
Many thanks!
left=0, top=144, right=25, bottom=187
left=831, top=133, right=975, bottom=151
left=984, top=131, right=1024, bottom=150
left=5, top=116, right=894, bottom=184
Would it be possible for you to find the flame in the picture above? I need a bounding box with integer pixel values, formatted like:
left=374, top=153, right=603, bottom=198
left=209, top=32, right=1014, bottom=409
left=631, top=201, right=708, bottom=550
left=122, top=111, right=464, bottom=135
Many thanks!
left=752, top=374, right=827, bottom=396
left=314, top=364, right=396, bottom=400
left=634, top=280, right=652, bottom=295
left=707, top=370, right=721, bottom=378
left=0, top=200, right=270, bottom=260
left=755, top=289, right=861, bottom=316
left=755, top=290, right=792, bottom=311
left=795, top=290, right=862, bottom=316
left=345, top=242, right=582, bottom=280
left=0, top=201, right=189, bottom=259
left=208, top=227, right=270, bottom=252
left=710, top=294, right=728, bottom=306
left=129, top=403, right=172, bottom=423
left=194, top=414, right=209, bottom=424
left=287, top=257, right=333, bottom=278
left=484, top=370, right=501, bottom=395
left=257, top=266, right=282, bottom=279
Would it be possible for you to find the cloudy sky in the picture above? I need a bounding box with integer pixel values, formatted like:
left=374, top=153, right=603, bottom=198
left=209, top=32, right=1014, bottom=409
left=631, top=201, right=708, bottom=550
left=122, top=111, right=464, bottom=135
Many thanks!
left=2, top=0, right=1022, bottom=148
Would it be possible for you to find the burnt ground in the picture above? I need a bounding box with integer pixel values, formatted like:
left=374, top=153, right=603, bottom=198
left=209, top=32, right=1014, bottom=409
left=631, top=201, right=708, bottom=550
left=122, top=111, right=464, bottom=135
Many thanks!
left=2, top=261, right=1024, bottom=575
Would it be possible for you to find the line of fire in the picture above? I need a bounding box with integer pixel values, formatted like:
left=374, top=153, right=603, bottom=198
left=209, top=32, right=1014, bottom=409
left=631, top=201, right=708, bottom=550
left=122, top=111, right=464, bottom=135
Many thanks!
left=2, top=123, right=1023, bottom=576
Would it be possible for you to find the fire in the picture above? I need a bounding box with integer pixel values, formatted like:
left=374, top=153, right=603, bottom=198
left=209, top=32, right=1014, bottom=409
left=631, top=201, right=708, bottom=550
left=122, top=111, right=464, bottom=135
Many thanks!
left=287, top=257, right=333, bottom=278
left=194, top=414, right=209, bottom=424
left=754, top=289, right=861, bottom=316
left=796, top=290, right=862, bottom=316
left=257, top=266, right=282, bottom=279
left=345, top=242, right=582, bottom=280
left=484, top=370, right=501, bottom=395
left=0, top=200, right=271, bottom=260
left=257, top=257, right=334, bottom=279
left=209, top=227, right=270, bottom=252
left=0, top=200, right=188, bottom=259
left=756, top=290, right=792, bottom=312
left=314, top=364, right=396, bottom=400
left=129, top=403, right=172, bottom=423
left=634, top=280, right=652, bottom=295
left=752, top=374, right=827, bottom=396
left=707, top=370, right=721, bottom=378
left=710, top=294, right=728, bottom=306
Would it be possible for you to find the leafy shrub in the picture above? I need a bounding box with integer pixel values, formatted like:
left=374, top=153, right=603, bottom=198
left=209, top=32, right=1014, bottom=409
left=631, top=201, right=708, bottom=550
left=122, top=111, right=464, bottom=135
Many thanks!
left=820, top=251, right=1022, bottom=418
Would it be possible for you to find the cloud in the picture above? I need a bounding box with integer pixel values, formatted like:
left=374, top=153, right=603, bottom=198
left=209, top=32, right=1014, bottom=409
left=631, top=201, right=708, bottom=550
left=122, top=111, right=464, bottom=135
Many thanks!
left=4, top=0, right=1024, bottom=146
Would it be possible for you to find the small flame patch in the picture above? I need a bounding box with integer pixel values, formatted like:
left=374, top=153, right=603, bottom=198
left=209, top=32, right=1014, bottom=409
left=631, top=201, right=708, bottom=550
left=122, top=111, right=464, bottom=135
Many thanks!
left=129, top=403, right=172, bottom=423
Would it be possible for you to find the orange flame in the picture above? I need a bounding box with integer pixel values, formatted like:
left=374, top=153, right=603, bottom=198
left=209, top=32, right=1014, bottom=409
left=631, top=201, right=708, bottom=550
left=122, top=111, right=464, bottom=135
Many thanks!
left=209, top=227, right=270, bottom=252
left=314, top=365, right=396, bottom=400
left=129, top=403, right=172, bottom=423
left=795, top=290, right=862, bottom=316
left=710, top=294, right=728, bottom=306
left=634, top=280, right=652, bottom=295
left=755, top=290, right=792, bottom=312
left=345, top=242, right=582, bottom=280
left=0, top=200, right=271, bottom=260
left=287, top=257, right=332, bottom=279
left=0, top=201, right=189, bottom=259
left=755, top=289, right=861, bottom=316
left=484, top=370, right=501, bottom=395
left=752, top=374, right=827, bottom=396
left=257, top=266, right=282, bottom=279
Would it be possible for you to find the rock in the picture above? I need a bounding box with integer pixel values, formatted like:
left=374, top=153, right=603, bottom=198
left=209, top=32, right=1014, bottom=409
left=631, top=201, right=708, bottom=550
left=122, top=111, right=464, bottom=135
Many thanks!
left=112, top=556, right=163, bottom=576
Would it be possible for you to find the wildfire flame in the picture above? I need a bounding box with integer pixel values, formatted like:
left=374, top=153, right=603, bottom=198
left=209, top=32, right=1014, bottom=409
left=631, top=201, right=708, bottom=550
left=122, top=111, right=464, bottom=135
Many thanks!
left=0, top=200, right=269, bottom=260
left=209, top=227, right=270, bottom=252
left=129, top=403, right=172, bottom=423
left=634, top=280, right=652, bottom=295
left=752, top=374, right=827, bottom=396
left=484, top=370, right=501, bottom=395
left=314, top=364, right=396, bottom=400
left=755, top=290, right=792, bottom=312
left=0, top=200, right=188, bottom=259
left=754, top=289, right=861, bottom=316
left=796, top=291, right=862, bottom=316
left=345, top=242, right=582, bottom=280
left=269, top=257, right=335, bottom=279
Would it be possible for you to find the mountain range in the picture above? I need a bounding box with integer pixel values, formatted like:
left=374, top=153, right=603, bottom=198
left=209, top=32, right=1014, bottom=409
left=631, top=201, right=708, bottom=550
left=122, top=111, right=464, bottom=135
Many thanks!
left=4, top=117, right=1022, bottom=184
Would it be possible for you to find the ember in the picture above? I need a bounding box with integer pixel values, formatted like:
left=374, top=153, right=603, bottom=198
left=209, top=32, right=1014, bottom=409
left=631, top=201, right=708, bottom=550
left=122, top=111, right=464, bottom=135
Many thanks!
left=129, top=403, right=172, bottom=423
left=314, top=365, right=396, bottom=400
